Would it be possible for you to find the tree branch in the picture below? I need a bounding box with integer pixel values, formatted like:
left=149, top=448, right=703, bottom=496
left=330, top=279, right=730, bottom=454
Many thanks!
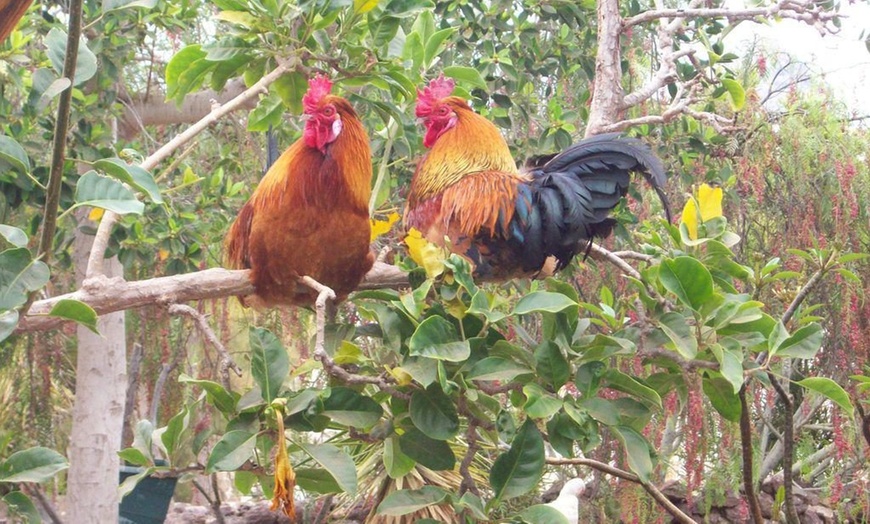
left=739, top=386, right=765, bottom=524
left=623, top=0, right=841, bottom=30
left=546, top=457, right=695, bottom=524
left=16, top=262, right=408, bottom=333
left=168, top=304, right=243, bottom=387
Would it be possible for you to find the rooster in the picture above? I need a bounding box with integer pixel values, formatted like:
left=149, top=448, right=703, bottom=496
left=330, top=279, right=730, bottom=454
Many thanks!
left=404, top=75, right=671, bottom=280
left=225, top=75, right=374, bottom=307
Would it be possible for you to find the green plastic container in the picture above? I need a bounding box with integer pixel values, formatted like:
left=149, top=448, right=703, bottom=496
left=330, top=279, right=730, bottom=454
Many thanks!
left=119, top=465, right=178, bottom=524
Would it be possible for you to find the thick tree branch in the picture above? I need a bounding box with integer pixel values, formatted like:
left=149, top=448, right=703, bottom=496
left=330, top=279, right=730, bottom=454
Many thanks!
left=739, top=386, right=765, bottom=524
left=623, top=0, right=841, bottom=30
left=16, top=262, right=408, bottom=333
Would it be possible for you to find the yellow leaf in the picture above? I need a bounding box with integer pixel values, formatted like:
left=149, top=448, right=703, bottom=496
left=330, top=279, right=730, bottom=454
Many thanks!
left=681, top=197, right=699, bottom=240
left=445, top=296, right=467, bottom=319
left=698, top=184, right=723, bottom=222
left=385, top=365, right=413, bottom=386
left=354, top=0, right=379, bottom=13
left=271, top=410, right=296, bottom=520
left=370, top=212, right=400, bottom=241
left=404, top=228, right=446, bottom=279
left=88, top=208, right=104, bottom=221
left=158, top=249, right=170, bottom=261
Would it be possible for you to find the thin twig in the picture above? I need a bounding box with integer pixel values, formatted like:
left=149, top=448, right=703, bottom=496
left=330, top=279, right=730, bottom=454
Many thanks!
left=209, top=473, right=227, bottom=524
left=459, top=420, right=481, bottom=496
left=21, top=485, right=65, bottom=524
left=546, top=457, right=695, bottom=523
left=782, top=261, right=829, bottom=326
left=168, top=303, right=243, bottom=387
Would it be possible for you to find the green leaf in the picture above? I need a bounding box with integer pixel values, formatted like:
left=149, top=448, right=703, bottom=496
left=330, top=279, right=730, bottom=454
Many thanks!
left=409, top=384, right=459, bottom=440
left=0, top=225, right=27, bottom=248
left=322, top=387, right=384, bottom=428
left=603, top=370, right=662, bottom=410
left=206, top=430, right=257, bottom=472
left=165, top=45, right=210, bottom=103
left=93, top=158, right=163, bottom=204
left=702, top=374, right=742, bottom=422
left=296, top=441, right=358, bottom=495
left=0, top=310, right=19, bottom=343
left=658, top=257, right=714, bottom=312
left=384, top=436, right=415, bottom=479
left=534, top=341, right=569, bottom=389
left=74, top=171, right=144, bottom=215
left=398, top=428, right=455, bottom=470
left=2, top=492, right=40, bottom=523
left=179, top=374, right=238, bottom=415
left=272, top=72, right=307, bottom=114
left=376, top=486, right=451, bottom=516
left=408, top=316, right=470, bottom=361
left=610, top=426, right=653, bottom=481
left=709, top=343, right=744, bottom=394
left=775, top=323, right=823, bottom=359
left=0, top=447, right=68, bottom=482
left=0, top=136, right=31, bottom=174
left=45, top=28, right=98, bottom=86
left=117, top=447, right=150, bottom=467
left=48, top=299, right=98, bottom=334
left=0, top=248, right=50, bottom=310
left=796, top=377, right=854, bottom=415
left=522, top=383, right=562, bottom=419
left=423, top=28, right=456, bottom=67
left=103, top=0, right=158, bottom=12
left=467, top=357, right=532, bottom=382
left=161, top=406, right=190, bottom=458
left=247, top=93, right=284, bottom=132
left=513, top=291, right=578, bottom=315
left=249, top=327, right=288, bottom=403
left=520, top=504, right=571, bottom=524
left=442, top=66, right=487, bottom=90
left=658, top=312, right=698, bottom=359
left=295, top=467, right=341, bottom=494
left=721, top=78, right=745, bottom=110
left=490, top=419, right=544, bottom=501
left=580, top=397, right=620, bottom=426
left=118, top=467, right=155, bottom=499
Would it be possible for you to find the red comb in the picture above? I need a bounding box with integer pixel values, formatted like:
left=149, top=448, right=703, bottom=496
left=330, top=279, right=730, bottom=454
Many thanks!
left=416, top=74, right=456, bottom=117
left=302, top=75, right=333, bottom=113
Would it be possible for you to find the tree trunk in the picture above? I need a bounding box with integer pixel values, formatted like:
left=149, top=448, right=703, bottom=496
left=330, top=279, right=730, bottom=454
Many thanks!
left=66, top=226, right=127, bottom=522
left=586, top=0, right=624, bottom=136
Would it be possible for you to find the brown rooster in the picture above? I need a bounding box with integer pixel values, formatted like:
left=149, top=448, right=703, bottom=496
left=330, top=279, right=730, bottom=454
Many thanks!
left=404, top=75, right=671, bottom=280
left=225, top=75, right=374, bottom=307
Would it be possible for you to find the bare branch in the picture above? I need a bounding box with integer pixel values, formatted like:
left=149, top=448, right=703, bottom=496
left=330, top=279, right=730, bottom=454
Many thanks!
left=168, top=303, right=243, bottom=386
left=546, top=457, right=695, bottom=524
left=17, top=262, right=408, bottom=333
left=623, top=0, right=842, bottom=31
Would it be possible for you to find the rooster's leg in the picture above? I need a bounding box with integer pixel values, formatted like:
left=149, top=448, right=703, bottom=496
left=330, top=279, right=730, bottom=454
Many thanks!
left=297, top=275, right=336, bottom=358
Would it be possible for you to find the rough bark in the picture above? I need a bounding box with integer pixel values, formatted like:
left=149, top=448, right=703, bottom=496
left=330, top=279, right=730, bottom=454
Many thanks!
left=66, top=230, right=127, bottom=523
left=586, top=0, right=624, bottom=136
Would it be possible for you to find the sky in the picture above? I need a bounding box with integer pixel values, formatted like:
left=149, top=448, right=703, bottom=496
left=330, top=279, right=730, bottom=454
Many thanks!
left=725, top=1, right=870, bottom=116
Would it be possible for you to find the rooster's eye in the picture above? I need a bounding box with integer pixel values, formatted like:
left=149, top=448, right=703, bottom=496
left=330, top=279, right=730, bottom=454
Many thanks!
left=323, top=107, right=335, bottom=116
left=437, top=106, right=449, bottom=116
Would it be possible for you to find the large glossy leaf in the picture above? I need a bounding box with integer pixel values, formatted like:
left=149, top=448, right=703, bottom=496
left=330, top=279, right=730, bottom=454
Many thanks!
left=0, top=136, right=31, bottom=174
left=384, top=436, right=415, bottom=479
left=103, top=0, right=158, bottom=11
left=513, top=291, right=577, bottom=315
left=296, top=441, right=358, bottom=495
left=490, top=419, right=544, bottom=501
left=398, top=428, right=455, bottom=470
left=45, top=28, right=98, bottom=86
left=721, top=78, right=746, bottom=110
left=295, top=468, right=341, bottom=494
left=467, top=357, right=533, bottom=382
left=249, top=327, right=288, bottom=403
left=702, top=374, right=742, bottom=422
left=658, top=257, right=714, bottom=312
left=322, top=387, right=384, bottom=428
left=610, top=426, right=653, bottom=481
left=48, top=299, right=98, bottom=334
left=522, top=383, right=562, bottom=419
left=0, top=447, right=68, bottom=482
left=206, top=430, right=257, bottom=472
left=408, top=316, right=470, bottom=361
left=165, top=45, right=211, bottom=103
left=534, top=341, right=569, bottom=389
left=74, top=171, right=144, bottom=215
left=796, top=377, right=854, bottom=415
left=603, top=370, right=662, bottom=410
left=93, top=158, right=163, bottom=203
left=376, top=486, right=450, bottom=516
left=0, top=248, right=50, bottom=310
left=774, top=323, right=823, bottom=359
left=409, top=384, right=459, bottom=440
left=442, top=65, right=487, bottom=90
left=658, top=312, right=697, bottom=359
